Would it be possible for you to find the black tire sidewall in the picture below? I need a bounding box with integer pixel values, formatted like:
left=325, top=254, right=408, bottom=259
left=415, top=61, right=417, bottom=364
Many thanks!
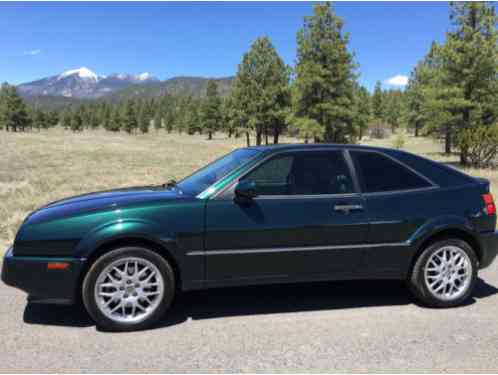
left=411, top=239, right=478, bottom=307
left=82, top=247, right=175, bottom=331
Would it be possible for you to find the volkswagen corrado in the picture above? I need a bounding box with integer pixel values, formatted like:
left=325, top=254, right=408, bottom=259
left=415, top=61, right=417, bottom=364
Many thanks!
left=2, top=144, right=497, bottom=331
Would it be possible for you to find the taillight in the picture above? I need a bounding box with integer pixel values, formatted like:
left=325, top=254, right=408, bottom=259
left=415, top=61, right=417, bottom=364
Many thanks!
left=483, top=193, right=496, bottom=215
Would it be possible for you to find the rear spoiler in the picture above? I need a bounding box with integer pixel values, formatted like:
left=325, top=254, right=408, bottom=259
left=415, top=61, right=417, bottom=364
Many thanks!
left=475, top=177, right=491, bottom=192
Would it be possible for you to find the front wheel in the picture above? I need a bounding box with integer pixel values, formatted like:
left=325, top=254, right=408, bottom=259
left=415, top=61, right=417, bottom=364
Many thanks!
left=82, top=247, right=175, bottom=331
left=409, top=239, right=478, bottom=307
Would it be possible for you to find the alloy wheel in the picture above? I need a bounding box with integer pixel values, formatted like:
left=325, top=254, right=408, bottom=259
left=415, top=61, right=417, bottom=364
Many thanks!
left=423, top=245, right=472, bottom=301
left=94, top=257, right=165, bottom=323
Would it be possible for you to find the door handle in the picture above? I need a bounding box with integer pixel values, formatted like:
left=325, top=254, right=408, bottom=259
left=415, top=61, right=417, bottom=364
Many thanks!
left=334, top=204, right=363, bottom=213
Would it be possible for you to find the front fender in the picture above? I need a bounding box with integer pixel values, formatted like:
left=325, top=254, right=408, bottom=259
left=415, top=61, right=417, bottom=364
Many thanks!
left=74, top=218, right=176, bottom=258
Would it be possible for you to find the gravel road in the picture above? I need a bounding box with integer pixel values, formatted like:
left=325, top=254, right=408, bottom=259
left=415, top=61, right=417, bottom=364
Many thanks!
left=1, top=262, right=498, bottom=373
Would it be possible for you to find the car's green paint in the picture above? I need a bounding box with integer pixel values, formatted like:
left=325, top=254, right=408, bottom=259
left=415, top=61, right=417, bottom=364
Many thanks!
left=15, top=191, right=207, bottom=290
left=2, top=247, right=86, bottom=303
left=2, top=144, right=498, bottom=305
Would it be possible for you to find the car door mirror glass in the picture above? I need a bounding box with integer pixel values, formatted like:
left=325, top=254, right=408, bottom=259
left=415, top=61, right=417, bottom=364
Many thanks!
left=234, top=180, right=258, bottom=199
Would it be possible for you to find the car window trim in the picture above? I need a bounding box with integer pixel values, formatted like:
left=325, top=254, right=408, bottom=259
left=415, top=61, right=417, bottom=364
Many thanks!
left=195, top=148, right=265, bottom=199
left=211, top=148, right=360, bottom=200
left=253, top=192, right=362, bottom=200
left=350, top=149, right=439, bottom=195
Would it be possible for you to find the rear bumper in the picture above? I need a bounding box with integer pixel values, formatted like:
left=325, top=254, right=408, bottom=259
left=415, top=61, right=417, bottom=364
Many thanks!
left=1, top=246, right=86, bottom=304
left=478, top=231, right=498, bottom=269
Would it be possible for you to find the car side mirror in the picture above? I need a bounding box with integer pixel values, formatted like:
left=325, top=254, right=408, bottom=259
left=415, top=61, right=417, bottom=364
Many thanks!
left=234, top=180, right=258, bottom=200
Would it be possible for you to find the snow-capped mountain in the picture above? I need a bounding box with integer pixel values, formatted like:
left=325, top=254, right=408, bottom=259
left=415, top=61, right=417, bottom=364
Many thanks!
left=58, top=67, right=99, bottom=81
left=17, top=67, right=158, bottom=98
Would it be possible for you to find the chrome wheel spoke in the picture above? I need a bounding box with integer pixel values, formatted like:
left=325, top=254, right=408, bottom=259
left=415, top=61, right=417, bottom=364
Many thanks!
left=98, top=291, right=116, bottom=297
left=143, top=291, right=161, bottom=297
left=137, top=266, right=149, bottom=279
left=107, top=273, right=121, bottom=284
left=424, top=245, right=472, bottom=301
left=131, top=302, right=137, bottom=317
left=110, top=301, right=123, bottom=313
left=112, top=267, right=125, bottom=279
left=99, top=282, right=117, bottom=289
left=143, top=271, right=156, bottom=283
left=95, top=257, right=164, bottom=323
left=136, top=300, right=147, bottom=312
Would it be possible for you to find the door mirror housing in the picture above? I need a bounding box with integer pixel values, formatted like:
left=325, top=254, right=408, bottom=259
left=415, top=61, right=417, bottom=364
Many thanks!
left=234, top=180, right=258, bottom=200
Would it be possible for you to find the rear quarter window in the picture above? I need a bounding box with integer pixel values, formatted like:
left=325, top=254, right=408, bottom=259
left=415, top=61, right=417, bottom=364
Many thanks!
left=351, top=151, right=433, bottom=193
left=386, top=150, right=475, bottom=188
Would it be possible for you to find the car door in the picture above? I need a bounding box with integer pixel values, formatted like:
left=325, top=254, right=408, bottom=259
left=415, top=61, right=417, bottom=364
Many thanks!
left=204, top=149, right=370, bottom=285
left=349, top=150, right=437, bottom=276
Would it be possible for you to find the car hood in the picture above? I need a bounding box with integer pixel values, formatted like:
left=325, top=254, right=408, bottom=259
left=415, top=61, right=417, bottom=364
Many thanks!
left=24, top=185, right=186, bottom=225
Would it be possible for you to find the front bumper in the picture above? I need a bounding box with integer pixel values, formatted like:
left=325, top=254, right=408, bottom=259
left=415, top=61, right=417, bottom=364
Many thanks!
left=478, top=231, right=498, bottom=269
left=1, top=246, right=86, bottom=304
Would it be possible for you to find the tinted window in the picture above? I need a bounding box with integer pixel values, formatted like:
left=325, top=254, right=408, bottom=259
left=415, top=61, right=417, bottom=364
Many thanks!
left=389, top=150, right=472, bottom=188
left=243, top=151, right=354, bottom=196
left=352, top=151, right=431, bottom=193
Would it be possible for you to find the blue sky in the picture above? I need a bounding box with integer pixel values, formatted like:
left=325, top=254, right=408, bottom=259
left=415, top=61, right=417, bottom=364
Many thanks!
left=0, top=1, right=454, bottom=90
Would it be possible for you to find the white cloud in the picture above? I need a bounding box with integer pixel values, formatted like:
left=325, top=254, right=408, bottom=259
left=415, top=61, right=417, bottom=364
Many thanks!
left=24, top=49, right=41, bottom=56
left=384, top=75, right=408, bottom=86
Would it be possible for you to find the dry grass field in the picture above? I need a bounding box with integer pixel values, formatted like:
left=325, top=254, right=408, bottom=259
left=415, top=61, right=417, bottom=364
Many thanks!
left=0, top=128, right=496, bottom=253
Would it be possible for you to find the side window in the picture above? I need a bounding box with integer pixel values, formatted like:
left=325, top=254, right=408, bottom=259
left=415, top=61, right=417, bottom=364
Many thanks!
left=242, top=155, right=294, bottom=196
left=352, top=151, right=432, bottom=193
left=242, top=151, right=354, bottom=196
left=244, top=155, right=294, bottom=185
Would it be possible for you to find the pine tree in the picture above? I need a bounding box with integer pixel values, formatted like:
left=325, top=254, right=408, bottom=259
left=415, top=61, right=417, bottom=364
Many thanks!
left=384, top=89, right=403, bottom=133
left=221, top=97, right=234, bottom=138
left=101, top=104, right=113, bottom=131
left=405, top=59, right=433, bottom=138
left=61, top=109, right=72, bottom=130
left=70, top=109, right=83, bottom=132
left=107, top=106, right=122, bottom=132
left=0, top=84, right=7, bottom=130
left=0, top=83, right=30, bottom=132
left=32, top=109, right=47, bottom=131
left=165, top=108, right=175, bottom=134
left=230, top=36, right=290, bottom=145
left=153, top=110, right=162, bottom=133
left=200, top=80, right=222, bottom=140
left=410, top=42, right=460, bottom=153
left=186, top=102, right=200, bottom=135
left=138, top=104, right=150, bottom=134
left=46, top=110, right=60, bottom=128
left=158, top=95, right=175, bottom=133
left=79, top=105, right=90, bottom=129
left=372, top=81, right=384, bottom=122
left=227, top=83, right=251, bottom=145
left=88, top=106, right=100, bottom=129
left=440, top=2, right=498, bottom=165
left=352, top=85, right=371, bottom=140
left=293, top=2, right=357, bottom=143
left=122, top=101, right=138, bottom=134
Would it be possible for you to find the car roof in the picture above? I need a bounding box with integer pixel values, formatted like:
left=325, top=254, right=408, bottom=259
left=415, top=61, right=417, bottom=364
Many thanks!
left=245, top=143, right=396, bottom=154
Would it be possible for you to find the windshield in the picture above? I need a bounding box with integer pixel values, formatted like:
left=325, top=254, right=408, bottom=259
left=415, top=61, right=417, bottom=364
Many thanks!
left=177, top=148, right=262, bottom=196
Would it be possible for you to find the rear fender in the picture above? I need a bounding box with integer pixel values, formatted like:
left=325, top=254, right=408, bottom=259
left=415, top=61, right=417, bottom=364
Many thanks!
left=408, top=215, right=476, bottom=248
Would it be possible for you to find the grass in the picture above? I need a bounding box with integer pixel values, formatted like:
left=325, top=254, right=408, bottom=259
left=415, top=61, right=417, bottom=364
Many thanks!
left=0, top=128, right=496, bottom=253
left=0, top=129, right=247, bottom=251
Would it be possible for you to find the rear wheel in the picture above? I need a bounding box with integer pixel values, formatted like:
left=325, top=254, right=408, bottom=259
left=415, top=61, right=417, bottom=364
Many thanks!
left=82, top=247, right=175, bottom=331
left=409, top=239, right=478, bottom=307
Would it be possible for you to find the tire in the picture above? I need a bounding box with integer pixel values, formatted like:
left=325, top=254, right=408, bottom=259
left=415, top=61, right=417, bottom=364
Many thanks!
left=409, top=238, right=478, bottom=307
left=82, top=247, right=175, bottom=331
